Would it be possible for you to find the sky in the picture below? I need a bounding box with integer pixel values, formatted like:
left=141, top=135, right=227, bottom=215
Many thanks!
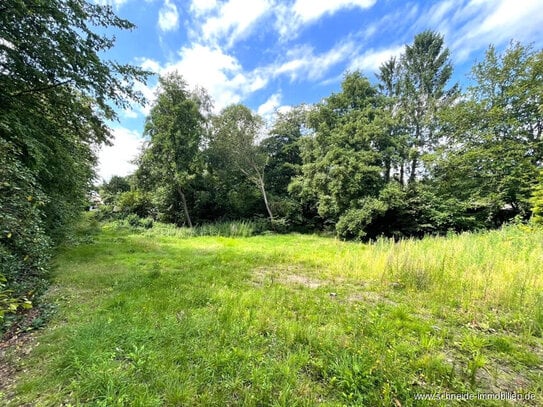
left=95, top=0, right=543, bottom=182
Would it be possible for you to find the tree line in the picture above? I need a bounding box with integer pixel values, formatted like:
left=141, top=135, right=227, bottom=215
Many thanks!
left=102, top=31, right=543, bottom=240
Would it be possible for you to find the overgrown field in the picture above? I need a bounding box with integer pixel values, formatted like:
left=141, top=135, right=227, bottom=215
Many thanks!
left=3, top=221, right=543, bottom=406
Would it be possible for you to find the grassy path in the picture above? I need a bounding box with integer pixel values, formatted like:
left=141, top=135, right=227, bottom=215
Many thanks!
left=3, top=222, right=543, bottom=406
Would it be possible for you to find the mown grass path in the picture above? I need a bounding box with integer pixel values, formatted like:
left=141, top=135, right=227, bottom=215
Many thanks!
left=4, top=223, right=543, bottom=406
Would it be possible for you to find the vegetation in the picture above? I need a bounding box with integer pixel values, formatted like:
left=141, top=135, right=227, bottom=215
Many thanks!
left=100, top=33, right=543, bottom=241
left=4, top=220, right=542, bottom=405
left=0, top=1, right=148, bottom=327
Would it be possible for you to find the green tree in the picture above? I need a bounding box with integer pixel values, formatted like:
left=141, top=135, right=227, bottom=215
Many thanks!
left=137, top=73, right=208, bottom=228
left=432, top=42, right=543, bottom=223
left=293, top=72, right=385, bottom=226
left=99, top=175, right=132, bottom=205
left=530, top=170, right=543, bottom=224
left=261, top=107, right=306, bottom=196
left=209, top=104, right=274, bottom=221
left=387, top=31, right=458, bottom=183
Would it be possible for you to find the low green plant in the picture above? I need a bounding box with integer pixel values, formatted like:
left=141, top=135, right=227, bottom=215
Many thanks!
left=0, top=274, right=32, bottom=323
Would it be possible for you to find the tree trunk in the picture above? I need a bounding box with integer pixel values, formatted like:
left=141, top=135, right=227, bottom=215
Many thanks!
left=178, top=187, right=193, bottom=228
left=409, top=154, right=418, bottom=184
left=384, top=157, right=391, bottom=183
left=258, top=176, right=274, bottom=221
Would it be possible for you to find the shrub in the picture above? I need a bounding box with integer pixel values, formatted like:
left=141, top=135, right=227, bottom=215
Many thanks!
left=125, top=213, right=141, bottom=228
left=118, top=190, right=154, bottom=218
left=336, top=198, right=387, bottom=240
left=0, top=140, right=51, bottom=330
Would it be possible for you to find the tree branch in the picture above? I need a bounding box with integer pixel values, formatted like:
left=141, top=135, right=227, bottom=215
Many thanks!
left=10, top=80, right=71, bottom=97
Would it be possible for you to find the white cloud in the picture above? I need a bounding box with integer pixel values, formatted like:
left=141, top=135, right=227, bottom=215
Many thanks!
left=274, top=41, right=358, bottom=81
left=190, top=0, right=218, bottom=15
left=200, top=0, right=272, bottom=46
left=94, top=0, right=130, bottom=9
left=97, top=127, right=144, bottom=181
left=257, top=92, right=281, bottom=118
left=402, top=0, right=543, bottom=63
left=139, top=57, right=162, bottom=74
left=293, top=0, right=376, bottom=23
left=161, top=44, right=268, bottom=111
left=349, top=45, right=404, bottom=73
left=158, top=0, right=179, bottom=32
left=276, top=0, right=376, bottom=39
left=121, top=108, right=139, bottom=119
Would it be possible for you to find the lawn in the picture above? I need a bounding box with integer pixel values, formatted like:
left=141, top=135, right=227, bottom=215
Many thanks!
left=3, top=220, right=543, bottom=406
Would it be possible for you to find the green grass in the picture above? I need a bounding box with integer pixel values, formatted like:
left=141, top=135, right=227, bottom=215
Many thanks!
left=4, top=221, right=543, bottom=406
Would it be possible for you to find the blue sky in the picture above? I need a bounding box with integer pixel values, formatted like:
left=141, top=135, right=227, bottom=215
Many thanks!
left=95, top=0, right=543, bottom=181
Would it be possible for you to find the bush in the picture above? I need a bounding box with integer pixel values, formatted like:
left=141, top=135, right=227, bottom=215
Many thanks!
left=125, top=213, right=141, bottom=228
left=336, top=198, right=387, bottom=240
left=117, top=190, right=154, bottom=218
left=124, top=214, right=154, bottom=229
left=0, top=140, right=51, bottom=330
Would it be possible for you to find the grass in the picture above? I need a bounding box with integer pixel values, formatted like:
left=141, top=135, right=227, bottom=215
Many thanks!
left=4, top=220, right=543, bottom=406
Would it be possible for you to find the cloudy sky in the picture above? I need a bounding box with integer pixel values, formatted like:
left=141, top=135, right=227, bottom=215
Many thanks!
left=95, top=0, right=543, bottom=181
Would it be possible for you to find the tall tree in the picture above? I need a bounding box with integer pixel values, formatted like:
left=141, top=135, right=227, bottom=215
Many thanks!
left=261, top=106, right=306, bottom=196
left=209, top=105, right=274, bottom=221
left=293, top=72, right=385, bottom=224
left=376, top=57, right=408, bottom=184
left=393, top=31, right=458, bottom=183
left=137, top=73, right=207, bottom=228
left=432, top=43, right=543, bottom=222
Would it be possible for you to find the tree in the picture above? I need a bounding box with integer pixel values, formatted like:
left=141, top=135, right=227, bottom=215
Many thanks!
left=1, top=0, right=148, bottom=239
left=209, top=104, right=274, bottom=221
left=431, top=42, right=543, bottom=224
left=261, top=107, right=306, bottom=196
left=530, top=170, right=543, bottom=224
left=381, top=31, right=458, bottom=183
left=100, top=175, right=132, bottom=205
left=137, top=73, right=207, bottom=228
left=293, top=72, right=386, bottom=226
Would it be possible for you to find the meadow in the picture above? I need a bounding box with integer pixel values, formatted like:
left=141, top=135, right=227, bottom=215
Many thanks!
left=2, top=219, right=542, bottom=406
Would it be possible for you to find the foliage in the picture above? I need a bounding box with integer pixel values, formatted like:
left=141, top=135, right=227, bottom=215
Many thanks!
left=432, top=42, right=543, bottom=225
left=99, top=175, right=132, bottom=205
left=377, top=30, right=458, bottom=184
left=209, top=104, right=274, bottom=220
left=296, top=72, right=385, bottom=223
left=117, top=190, right=154, bottom=219
left=0, top=1, right=148, bottom=329
left=135, top=73, right=207, bottom=227
left=0, top=140, right=51, bottom=326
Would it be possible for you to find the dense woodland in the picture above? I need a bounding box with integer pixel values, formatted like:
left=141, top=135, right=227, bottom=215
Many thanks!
left=104, top=33, right=543, bottom=240
left=1, top=1, right=543, bottom=327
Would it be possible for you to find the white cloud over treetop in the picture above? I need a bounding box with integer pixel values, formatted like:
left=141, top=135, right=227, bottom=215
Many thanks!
left=158, top=0, right=179, bottom=32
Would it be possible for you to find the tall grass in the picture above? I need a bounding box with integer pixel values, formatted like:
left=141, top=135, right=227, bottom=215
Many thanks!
left=112, top=219, right=263, bottom=238
left=5, top=223, right=543, bottom=406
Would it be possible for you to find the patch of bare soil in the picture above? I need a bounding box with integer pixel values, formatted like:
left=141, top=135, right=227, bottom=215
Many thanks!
left=252, top=265, right=325, bottom=289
